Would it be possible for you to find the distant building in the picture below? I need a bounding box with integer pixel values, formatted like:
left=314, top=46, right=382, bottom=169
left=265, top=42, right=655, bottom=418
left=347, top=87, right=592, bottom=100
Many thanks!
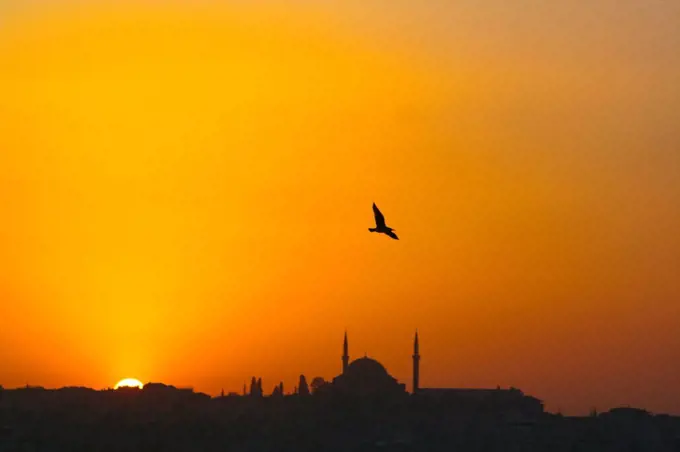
left=330, top=332, right=407, bottom=398
left=601, top=407, right=652, bottom=420
left=410, top=331, right=544, bottom=417
left=327, top=331, right=543, bottom=416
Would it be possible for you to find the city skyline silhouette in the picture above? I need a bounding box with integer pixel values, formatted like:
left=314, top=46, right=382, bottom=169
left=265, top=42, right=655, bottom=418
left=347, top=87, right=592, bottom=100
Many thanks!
left=0, top=329, right=675, bottom=418
left=2, top=330, right=677, bottom=451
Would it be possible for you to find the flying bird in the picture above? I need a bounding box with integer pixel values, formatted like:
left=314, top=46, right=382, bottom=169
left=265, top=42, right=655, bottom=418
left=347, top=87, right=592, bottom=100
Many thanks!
left=369, top=203, right=399, bottom=240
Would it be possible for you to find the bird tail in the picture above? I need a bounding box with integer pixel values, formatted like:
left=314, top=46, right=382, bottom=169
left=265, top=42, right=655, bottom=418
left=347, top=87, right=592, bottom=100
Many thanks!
left=368, top=228, right=377, bottom=232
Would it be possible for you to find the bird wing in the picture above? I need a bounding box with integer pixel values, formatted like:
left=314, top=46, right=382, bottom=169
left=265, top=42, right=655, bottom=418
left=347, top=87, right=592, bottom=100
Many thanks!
left=386, top=230, right=399, bottom=240
left=372, top=203, right=386, bottom=228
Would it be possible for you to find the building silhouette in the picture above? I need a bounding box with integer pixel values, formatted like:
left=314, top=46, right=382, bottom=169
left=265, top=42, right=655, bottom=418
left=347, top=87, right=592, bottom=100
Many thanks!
left=328, top=331, right=543, bottom=417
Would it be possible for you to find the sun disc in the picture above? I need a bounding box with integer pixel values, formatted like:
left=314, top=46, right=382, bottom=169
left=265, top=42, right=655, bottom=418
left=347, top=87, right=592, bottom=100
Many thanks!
left=115, top=378, right=144, bottom=389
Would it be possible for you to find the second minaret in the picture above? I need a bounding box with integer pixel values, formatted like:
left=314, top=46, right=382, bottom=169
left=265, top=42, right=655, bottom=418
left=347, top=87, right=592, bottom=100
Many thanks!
left=342, top=331, right=349, bottom=374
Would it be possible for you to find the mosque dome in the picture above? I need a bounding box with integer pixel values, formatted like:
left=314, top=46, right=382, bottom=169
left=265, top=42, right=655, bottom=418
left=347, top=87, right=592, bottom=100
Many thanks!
left=346, top=358, right=389, bottom=378
left=331, top=356, right=406, bottom=397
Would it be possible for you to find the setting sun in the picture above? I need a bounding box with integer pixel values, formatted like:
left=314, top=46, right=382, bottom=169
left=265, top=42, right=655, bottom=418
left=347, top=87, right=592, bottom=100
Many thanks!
left=115, top=378, right=144, bottom=390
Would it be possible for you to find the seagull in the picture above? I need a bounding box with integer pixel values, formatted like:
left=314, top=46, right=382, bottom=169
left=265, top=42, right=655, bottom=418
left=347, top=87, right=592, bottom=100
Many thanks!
left=369, top=203, right=399, bottom=240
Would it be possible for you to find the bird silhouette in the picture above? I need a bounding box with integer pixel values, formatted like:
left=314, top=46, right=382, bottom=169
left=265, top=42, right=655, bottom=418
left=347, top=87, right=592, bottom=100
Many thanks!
left=369, top=203, right=399, bottom=240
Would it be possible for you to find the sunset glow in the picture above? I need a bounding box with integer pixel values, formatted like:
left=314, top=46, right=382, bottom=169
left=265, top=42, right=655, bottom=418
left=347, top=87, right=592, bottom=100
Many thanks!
left=0, top=1, right=678, bottom=415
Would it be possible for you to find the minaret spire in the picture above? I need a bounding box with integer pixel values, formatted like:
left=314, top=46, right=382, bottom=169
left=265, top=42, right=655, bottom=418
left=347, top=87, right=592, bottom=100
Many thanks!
left=342, top=330, right=350, bottom=374
left=413, top=329, right=420, bottom=394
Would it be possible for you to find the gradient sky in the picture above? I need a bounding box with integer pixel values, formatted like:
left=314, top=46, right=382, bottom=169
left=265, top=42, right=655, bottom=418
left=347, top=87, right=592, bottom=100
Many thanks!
left=1, top=0, right=679, bottom=414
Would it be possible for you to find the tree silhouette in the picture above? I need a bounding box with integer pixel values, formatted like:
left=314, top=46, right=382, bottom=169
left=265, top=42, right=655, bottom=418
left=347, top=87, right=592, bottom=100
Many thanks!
left=250, top=377, right=263, bottom=397
left=310, top=377, right=328, bottom=395
left=298, top=375, right=310, bottom=397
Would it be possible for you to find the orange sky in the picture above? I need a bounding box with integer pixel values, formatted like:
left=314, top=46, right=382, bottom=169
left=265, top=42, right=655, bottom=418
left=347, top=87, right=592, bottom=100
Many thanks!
left=1, top=1, right=679, bottom=414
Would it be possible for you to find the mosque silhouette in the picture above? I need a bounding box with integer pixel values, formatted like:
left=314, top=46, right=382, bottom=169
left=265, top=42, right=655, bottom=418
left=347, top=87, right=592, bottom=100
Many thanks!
left=248, top=331, right=545, bottom=416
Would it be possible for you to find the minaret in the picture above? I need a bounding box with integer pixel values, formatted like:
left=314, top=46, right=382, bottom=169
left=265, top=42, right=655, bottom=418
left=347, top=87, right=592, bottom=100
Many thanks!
left=412, top=330, right=420, bottom=394
left=342, top=331, right=350, bottom=374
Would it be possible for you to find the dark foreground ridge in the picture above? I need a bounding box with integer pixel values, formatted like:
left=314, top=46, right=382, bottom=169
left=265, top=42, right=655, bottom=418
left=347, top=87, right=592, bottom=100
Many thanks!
left=1, top=383, right=679, bottom=452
